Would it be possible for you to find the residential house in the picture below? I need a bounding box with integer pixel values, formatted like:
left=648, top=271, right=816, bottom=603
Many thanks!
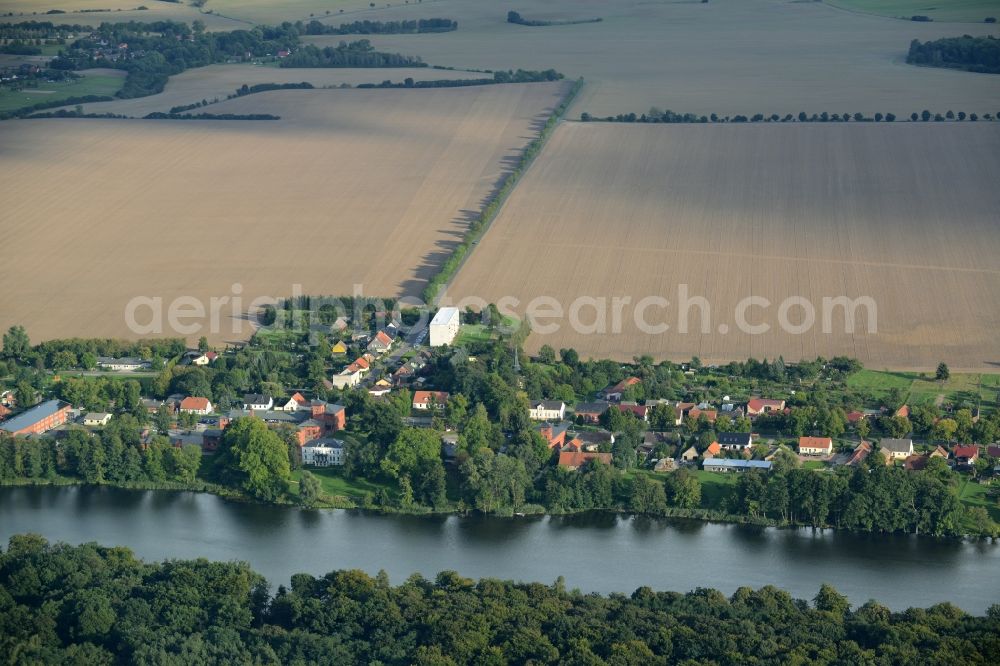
left=798, top=436, right=833, bottom=456
left=565, top=430, right=614, bottom=452
left=686, top=407, right=717, bottom=423
left=243, top=394, right=274, bottom=411
left=181, top=351, right=217, bottom=366
left=702, top=441, right=722, bottom=459
left=83, top=412, right=112, bottom=427
left=309, top=402, right=346, bottom=431
left=904, top=454, right=929, bottom=471
left=413, top=391, right=449, bottom=410
left=680, top=445, right=700, bottom=462
left=953, top=445, right=980, bottom=467
left=429, top=307, right=461, bottom=347
left=330, top=358, right=369, bottom=389
left=368, top=379, right=393, bottom=398
left=573, top=401, right=609, bottom=424
left=930, top=445, right=949, bottom=459
left=179, top=397, right=213, bottom=416
left=717, top=432, right=754, bottom=451
left=615, top=402, right=649, bottom=422
left=846, top=410, right=867, bottom=424
left=703, top=459, right=773, bottom=473
left=894, top=405, right=911, bottom=419
left=330, top=340, right=348, bottom=355
left=96, top=356, right=151, bottom=371
left=672, top=402, right=696, bottom=426
left=986, top=444, right=1000, bottom=459
left=301, top=438, right=345, bottom=467
left=879, top=438, right=914, bottom=461
left=276, top=393, right=308, bottom=412
left=558, top=451, right=613, bottom=470
left=529, top=400, right=566, bottom=421
left=141, top=398, right=168, bottom=415
left=0, top=390, right=15, bottom=408
left=0, top=400, right=72, bottom=436
left=847, top=441, right=872, bottom=466
left=367, top=330, right=394, bottom=355
left=602, top=377, right=640, bottom=402
left=746, top=398, right=785, bottom=417
left=536, top=422, right=569, bottom=449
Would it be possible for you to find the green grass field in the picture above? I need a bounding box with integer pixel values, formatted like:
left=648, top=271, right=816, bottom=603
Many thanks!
left=291, top=466, right=396, bottom=501
left=694, top=470, right=738, bottom=511
left=826, top=0, right=1000, bottom=22
left=0, top=74, right=123, bottom=114
left=846, top=369, right=1000, bottom=412
left=454, top=324, right=493, bottom=346
left=957, top=478, right=1000, bottom=524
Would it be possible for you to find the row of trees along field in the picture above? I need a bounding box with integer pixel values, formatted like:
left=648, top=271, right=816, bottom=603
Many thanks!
left=907, top=35, right=1000, bottom=74
left=584, top=108, right=999, bottom=123
left=1, top=536, right=998, bottom=664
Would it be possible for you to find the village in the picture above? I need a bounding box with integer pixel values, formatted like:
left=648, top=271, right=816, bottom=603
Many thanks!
left=2, top=305, right=999, bottom=495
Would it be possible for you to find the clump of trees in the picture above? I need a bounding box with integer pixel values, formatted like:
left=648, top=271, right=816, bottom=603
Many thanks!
left=507, top=10, right=602, bottom=27
left=279, top=40, right=426, bottom=68
left=302, top=18, right=457, bottom=35
left=2, top=536, right=999, bottom=664
left=907, top=35, right=1000, bottom=74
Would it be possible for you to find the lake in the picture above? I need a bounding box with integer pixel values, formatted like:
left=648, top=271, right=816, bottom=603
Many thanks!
left=2, top=485, right=997, bottom=613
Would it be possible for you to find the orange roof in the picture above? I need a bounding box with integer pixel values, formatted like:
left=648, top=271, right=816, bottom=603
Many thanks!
left=704, top=442, right=721, bottom=457
left=0, top=404, right=10, bottom=419
left=798, top=436, right=833, bottom=450
left=372, top=330, right=393, bottom=346
left=289, top=392, right=308, bottom=405
left=558, top=451, right=612, bottom=468
left=413, top=390, right=449, bottom=404
left=688, top=408, right=717, bottom=422
left=179, top=397, right=210, bottom=411
left=895, top=405, right=910, bottom=418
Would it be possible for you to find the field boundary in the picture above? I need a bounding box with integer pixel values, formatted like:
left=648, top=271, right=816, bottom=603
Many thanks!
left=426, top=77, right=584, bottom=306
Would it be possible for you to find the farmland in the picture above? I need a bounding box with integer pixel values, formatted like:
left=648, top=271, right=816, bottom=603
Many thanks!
left=447, top=122, right=1000, bottom=371
left=0, top=68, right=123, bottom=113
left=826, top=0, right=1000, bottom=23
left=0, top=0, right=241, bottom=29
left=0, top=82, right=569, bottom=344
left=303, top=0, right=1000, bottom=118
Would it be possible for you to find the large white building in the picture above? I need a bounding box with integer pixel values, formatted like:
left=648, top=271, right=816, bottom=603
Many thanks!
left=301, top=438, right=345, bottom=467
left=429, top=307, right=461, bottom=347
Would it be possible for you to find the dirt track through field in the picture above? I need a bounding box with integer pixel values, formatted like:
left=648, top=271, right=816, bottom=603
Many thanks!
left=447, top=122, right=1000, bottom=371
left=0, top=83, right=568, bottom=345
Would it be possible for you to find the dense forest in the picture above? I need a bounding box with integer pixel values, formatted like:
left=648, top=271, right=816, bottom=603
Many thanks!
left=907, top=35, right=1000, bottom=74
left=1, top=536, right=997, bottom=664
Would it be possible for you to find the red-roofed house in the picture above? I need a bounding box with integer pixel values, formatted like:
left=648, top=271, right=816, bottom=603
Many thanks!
left=367, top=330, right=394, bottom=354
left=602, top=377, right=640, bottom=402
left=747, top=398, right=785, bottom=417
left=703, top=441, right=721, bottom=459
left=687, top=407, right=717, bottom=423
left=615, top=402, right=649, bottom=421
left=987, top=444, right=1000, bottom=459
left=536, top=422, right=568, bottom=450
left=846, top=410, right=866, bottom=424
left=894, top=405, right=910, bottom=419
left=847, top=441, right=872, bottom=467
left=953, top=445, right=980, bottom=466
left=798, top=436, right=833, bottom=456
left=179, top=397, right=212, bottom=415
left=413, top=391, right=449, bottom=410
left=558, top=451, right=613, bottom=470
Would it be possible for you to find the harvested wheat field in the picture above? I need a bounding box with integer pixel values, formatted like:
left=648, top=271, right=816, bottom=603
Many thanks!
left=60, top=64, right=491, bottom=117
left=305, top=0, right=1000, bottom=119
left=0, top=82, right=569, bottom=344
left=447, top=122, right=1000, bottom=371
left=0, top=0, right=241, bottom=29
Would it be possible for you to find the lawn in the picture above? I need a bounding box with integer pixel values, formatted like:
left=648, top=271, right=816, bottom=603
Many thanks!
left=957, top=478, right=1000, bottom=524
left=291, top=467, right=396, bottom=502
left=454, top=324, right=494, bottom=346
left=846, top=368, right=916, bottom=395
left=826, top=0, right=1000, bottom=22
left=846, top=369, right=1000, bottom=413
left=694, top=470, right=738, bottom=511
left=0, top=74, right=124, bottom=114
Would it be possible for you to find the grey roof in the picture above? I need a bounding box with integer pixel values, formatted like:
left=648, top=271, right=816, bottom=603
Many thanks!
left=703, top=459, right=772, bottom=470
left=880, top=438, right=913, bottom=453
left=1, top=400, right=69, bottom=433
left=97, top=356, right=146, bottom=365
left=718, top=432, right=753, bottom=446
left=243, top=394, right=272, bottom=405
left=304, top=437, right=344, bottom=449
left=531, top=400, right=565, bottom=410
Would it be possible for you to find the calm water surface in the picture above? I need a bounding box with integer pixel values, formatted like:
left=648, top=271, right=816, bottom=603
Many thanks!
left=2, top=486, right=997, bottom=612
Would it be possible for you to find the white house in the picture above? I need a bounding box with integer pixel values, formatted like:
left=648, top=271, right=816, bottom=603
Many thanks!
left=96, top=357, right=150, bottom=371
left=301, top=438, right=345, bottom=467
left=529, top=400, right=566, bottom=421
left=429, top=307, right=461, bottom=347
left=798, top=436, right=833, bottom=456
left=83, top=412, right=112, bottom=427
left=276, top=393, right=309, bottom=412
left=178, top=397, right=213, bottom=415
left=329, top=368, right=364, bottom=389
left=242, top=394, right=274, bottom=411
left=880, top=438, right=914, bottom=461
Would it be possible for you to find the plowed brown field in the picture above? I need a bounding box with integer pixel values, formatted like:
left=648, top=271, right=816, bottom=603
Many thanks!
left=448, top=122, right=1000, bottom=371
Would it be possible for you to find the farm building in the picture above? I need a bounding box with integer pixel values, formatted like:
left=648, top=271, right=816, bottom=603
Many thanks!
left=703, top=459, right=772, bottom=473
